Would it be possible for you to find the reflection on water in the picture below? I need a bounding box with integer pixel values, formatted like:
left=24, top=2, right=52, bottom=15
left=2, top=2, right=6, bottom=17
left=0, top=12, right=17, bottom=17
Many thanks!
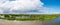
left=0, top=16, right=60, bottom=25
left=43, top=17, right=60, bottom=25
left=0, top=20, right=42, bottom=25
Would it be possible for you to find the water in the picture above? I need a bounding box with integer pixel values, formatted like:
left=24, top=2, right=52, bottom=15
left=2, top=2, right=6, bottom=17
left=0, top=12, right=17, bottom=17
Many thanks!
left=0, top=19, right=42, bottom=25
left=43, top=17, right=60, bottom=25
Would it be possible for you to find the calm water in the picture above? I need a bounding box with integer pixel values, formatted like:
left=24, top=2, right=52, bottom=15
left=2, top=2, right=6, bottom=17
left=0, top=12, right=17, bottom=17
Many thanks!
left=0, top=17, right=60, bottom=25
left=0, top=19, right=42, bottom=25
left=43, top=17, right=60, bottom=25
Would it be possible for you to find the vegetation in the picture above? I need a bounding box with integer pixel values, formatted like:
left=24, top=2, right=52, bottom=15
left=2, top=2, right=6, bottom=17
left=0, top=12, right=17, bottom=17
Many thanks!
left=0, top=14, right=60, bottom=21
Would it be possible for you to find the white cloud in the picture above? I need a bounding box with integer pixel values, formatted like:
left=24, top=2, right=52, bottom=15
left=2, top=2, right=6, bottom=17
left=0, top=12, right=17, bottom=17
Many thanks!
left=0, top=0, right=47, bottom=14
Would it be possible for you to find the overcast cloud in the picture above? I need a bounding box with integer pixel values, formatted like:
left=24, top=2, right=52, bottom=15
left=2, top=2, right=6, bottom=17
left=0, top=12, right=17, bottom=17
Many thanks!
left=0, top=0, right=48, bottom=14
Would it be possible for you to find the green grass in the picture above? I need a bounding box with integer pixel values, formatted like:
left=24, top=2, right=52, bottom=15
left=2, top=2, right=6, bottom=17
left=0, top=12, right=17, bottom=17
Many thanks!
left=0, top=14, right=60, bottom=21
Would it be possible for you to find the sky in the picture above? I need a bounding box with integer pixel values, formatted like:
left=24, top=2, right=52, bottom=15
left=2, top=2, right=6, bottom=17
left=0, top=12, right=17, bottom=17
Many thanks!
left=41, top=0, right=60, bottom=14
left=0, top=0, right=60, bottom=14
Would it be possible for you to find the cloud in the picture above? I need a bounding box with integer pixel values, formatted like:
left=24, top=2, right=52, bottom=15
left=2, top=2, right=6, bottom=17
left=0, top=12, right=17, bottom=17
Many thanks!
left=0, top=0, right=47, bottom=14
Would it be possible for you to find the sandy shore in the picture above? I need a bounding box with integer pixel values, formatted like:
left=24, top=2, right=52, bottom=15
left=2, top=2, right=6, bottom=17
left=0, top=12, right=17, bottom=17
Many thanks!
left=0, top=19, right=42, bottom=25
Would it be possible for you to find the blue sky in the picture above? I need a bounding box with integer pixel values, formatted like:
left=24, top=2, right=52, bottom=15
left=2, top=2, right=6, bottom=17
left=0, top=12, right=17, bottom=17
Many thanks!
left=0, top=0, right=60, bottom=14
left=41, top=0, right=60, bottom=7
left=9, top=0, right=60, bottom=14
left=41, top=0, right=60, bottom=14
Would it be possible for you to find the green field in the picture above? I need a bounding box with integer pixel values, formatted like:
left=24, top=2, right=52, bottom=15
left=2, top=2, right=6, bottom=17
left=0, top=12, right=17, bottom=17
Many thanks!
left=0, top=14, right=60, bottom=21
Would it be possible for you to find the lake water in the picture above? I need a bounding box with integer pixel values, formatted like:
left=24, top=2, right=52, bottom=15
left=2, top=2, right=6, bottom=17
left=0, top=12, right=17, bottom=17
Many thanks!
left=0, top=16, right=60, bottom=25
left=0, top=19, right=42, bottom=25
left=43, top=17, right=60, bottom=25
